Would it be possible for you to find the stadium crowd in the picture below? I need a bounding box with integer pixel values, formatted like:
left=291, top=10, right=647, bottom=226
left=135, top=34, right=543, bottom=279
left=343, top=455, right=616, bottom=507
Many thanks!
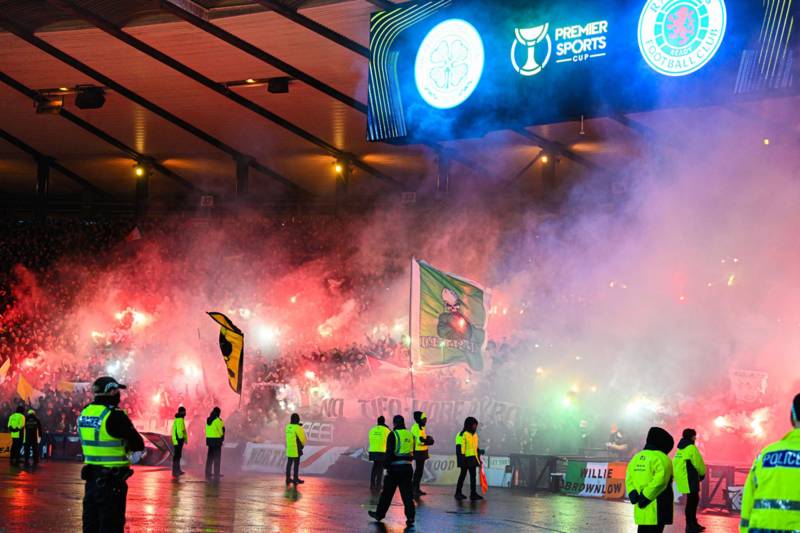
left=0, top=217, right=539, bottom=454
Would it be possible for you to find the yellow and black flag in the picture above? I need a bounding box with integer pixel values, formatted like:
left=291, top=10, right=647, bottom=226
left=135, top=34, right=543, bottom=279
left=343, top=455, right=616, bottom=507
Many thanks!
left=207, top=312, right=244, bottom=394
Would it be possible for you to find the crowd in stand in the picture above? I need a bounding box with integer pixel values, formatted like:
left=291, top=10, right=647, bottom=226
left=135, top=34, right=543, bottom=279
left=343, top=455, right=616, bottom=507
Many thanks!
left=0, top=217, right=540, bottom=455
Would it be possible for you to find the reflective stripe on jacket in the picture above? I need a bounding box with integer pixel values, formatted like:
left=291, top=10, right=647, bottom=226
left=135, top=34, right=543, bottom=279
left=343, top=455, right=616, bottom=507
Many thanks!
left=77, top=404, right=130, bottom=467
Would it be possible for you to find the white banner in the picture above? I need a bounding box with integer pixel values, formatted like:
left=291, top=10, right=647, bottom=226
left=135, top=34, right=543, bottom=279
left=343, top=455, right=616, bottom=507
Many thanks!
left=729, top=369, right=768, bottom=403
left=241, top=443, right=349, bottom=475
left=323, top=395, right=523, bottom=425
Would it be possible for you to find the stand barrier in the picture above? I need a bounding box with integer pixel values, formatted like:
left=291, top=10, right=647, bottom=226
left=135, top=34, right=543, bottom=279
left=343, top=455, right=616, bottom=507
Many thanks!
left=701, top=464, right=750, bottom=513
left=509, top=454, right=563, bottom=492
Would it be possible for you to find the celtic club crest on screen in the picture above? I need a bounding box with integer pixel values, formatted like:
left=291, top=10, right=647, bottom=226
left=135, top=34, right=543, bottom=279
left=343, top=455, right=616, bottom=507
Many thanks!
left=415, top=19, right=485, bottom=109
left=638, top=0, right=727, bottom=77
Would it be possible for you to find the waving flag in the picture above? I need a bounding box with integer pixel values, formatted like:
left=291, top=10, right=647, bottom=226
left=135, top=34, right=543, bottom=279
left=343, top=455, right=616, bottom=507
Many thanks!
left=0, top=358, right=10, bottom=383
left=207, top=312, right=244, bottom=394
left=411, top=260, right=489, bottom=371
left=17, top=374, right=42, bottom=404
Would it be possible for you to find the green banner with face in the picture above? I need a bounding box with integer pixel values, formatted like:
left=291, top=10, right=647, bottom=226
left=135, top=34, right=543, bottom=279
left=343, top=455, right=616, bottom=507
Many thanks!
left=412, top=260, right=488, bottom=371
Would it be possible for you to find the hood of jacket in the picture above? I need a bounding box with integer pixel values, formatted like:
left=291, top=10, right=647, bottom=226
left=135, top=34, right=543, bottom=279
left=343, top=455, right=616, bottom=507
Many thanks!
left=676, top=437, right=694, bottom=450
left=207, top=407, right=221, bottom=425
left=644, top=426, right=674, bottom=454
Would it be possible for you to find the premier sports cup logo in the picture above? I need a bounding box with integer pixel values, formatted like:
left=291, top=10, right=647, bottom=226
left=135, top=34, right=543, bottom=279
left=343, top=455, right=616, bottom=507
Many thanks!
left=511, top=23, right=552, bottom=76
left=638, top=0, right=727, bottom=77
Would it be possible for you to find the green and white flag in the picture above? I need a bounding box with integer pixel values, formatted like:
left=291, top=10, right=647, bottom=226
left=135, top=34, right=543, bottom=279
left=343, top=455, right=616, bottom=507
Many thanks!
left=410, top=259, right=489, bottom=371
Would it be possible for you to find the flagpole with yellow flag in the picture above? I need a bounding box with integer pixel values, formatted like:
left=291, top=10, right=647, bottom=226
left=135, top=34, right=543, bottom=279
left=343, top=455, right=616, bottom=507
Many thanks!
left=207, top=312, right=244, bottom=396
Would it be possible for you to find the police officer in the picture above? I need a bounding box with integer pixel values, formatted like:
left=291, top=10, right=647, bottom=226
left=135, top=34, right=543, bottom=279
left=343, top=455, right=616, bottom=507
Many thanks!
left=285, top=413, right=306, bottom=485
left=455, top=416, right=483, bottom=501
left=368, top=415, right=415, bottom=528
left=6, top=405, right=25, bottom=466
left=78, top=376, right=144, bottom=533
left=171, top=406, right=187, bottom=477
left=368, top=416, right=390, bottom=491
left=625, top=426, right=675, bottom=533
left=205, top=406, right=224, bottom=480
left=23, top=408, right=42, bottom=467
left=411, top=411, right=434, bottom=498
left=740, top=393, right=800, bottom=533
left=673, top=428, right=707, bottom=533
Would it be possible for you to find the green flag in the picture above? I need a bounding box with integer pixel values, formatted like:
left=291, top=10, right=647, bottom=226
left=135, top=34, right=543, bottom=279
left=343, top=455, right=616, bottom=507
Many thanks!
left=411, top=260, right=489, bottom=371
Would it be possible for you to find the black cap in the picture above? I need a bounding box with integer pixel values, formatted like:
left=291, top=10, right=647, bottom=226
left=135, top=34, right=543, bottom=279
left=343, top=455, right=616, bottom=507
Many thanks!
left=377, top=416, right=385, bottom=425
left=792, top=393, right=800, bottom=423
left=92, top=376, right=127, bottom=395
left=682, top=428, right=697, bottom=439
left=393, top=415, right=405, bottom=428
left=290, top=413, right=300, bottom=424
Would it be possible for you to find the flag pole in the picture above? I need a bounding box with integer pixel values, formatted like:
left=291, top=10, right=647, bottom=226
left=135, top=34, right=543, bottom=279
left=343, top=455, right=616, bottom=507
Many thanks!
left=408, top=256, right=416, bottom=409
left=238, top=339, right=244, bottom=409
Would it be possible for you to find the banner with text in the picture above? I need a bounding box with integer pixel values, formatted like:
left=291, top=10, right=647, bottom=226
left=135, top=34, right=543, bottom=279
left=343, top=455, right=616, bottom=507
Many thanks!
left=562, top=460, right=628, bottom=499
left=241, top=443, right=350, bottom=475
left=313, top=395, right=524, bottom=426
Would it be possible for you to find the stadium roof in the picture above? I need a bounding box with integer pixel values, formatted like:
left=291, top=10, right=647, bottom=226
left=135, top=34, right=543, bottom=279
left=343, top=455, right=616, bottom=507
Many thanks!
left=0, top=0, right=796, bottom=212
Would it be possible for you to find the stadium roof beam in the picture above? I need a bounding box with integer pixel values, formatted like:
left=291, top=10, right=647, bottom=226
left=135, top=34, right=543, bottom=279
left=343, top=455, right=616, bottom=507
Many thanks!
left=508, top=149, right=546, bottom=182
left=0, top=13, right=312, bottom=197
left=609, top=114, right=659, bottom=138
left=0, top=128, right=109, bottom=197
left=159, top=0, right=367, bottom=113
left=0, top=71, right=202, bottom=194
left=254, top=0, right=370, bottom=58
left=159, top=0, right=486, bottom=181
left=46, top=0, right=403, bottom=190
left=513, top=128, right=601, bottom=170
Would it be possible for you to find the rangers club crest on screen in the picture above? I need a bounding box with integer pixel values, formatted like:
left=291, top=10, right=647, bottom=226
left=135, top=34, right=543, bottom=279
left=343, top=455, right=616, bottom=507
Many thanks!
left=638, top=0, right=727, bottom=76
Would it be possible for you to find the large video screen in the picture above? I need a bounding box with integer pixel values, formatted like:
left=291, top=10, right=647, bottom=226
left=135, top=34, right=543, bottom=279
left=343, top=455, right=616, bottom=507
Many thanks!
left=367, top=0, right=799, bottom=143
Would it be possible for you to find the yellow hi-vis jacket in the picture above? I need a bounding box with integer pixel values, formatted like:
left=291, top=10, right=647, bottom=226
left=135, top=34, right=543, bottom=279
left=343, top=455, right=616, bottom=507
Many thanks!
left=673, top=443, right=706, bottom=494
left=172, top=417, right=187, bottom=446
left=77, top=404, right=130, bottom=467
left=740, top=428, right=800, bottom=533
left=411, top=423, right=428, bottom=452
left=462, top=431, right=479, bottom=458
left=285, top=423, right=307, bottom=458
left=625, top=449, right=673, bottom=526
left=7, top=413, right=25, bottom=439
left=206, top=417, right=224, bottom=438
left=368, top=424, right=390, bottom=453
left=391, top=428, right=414, bottom=465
